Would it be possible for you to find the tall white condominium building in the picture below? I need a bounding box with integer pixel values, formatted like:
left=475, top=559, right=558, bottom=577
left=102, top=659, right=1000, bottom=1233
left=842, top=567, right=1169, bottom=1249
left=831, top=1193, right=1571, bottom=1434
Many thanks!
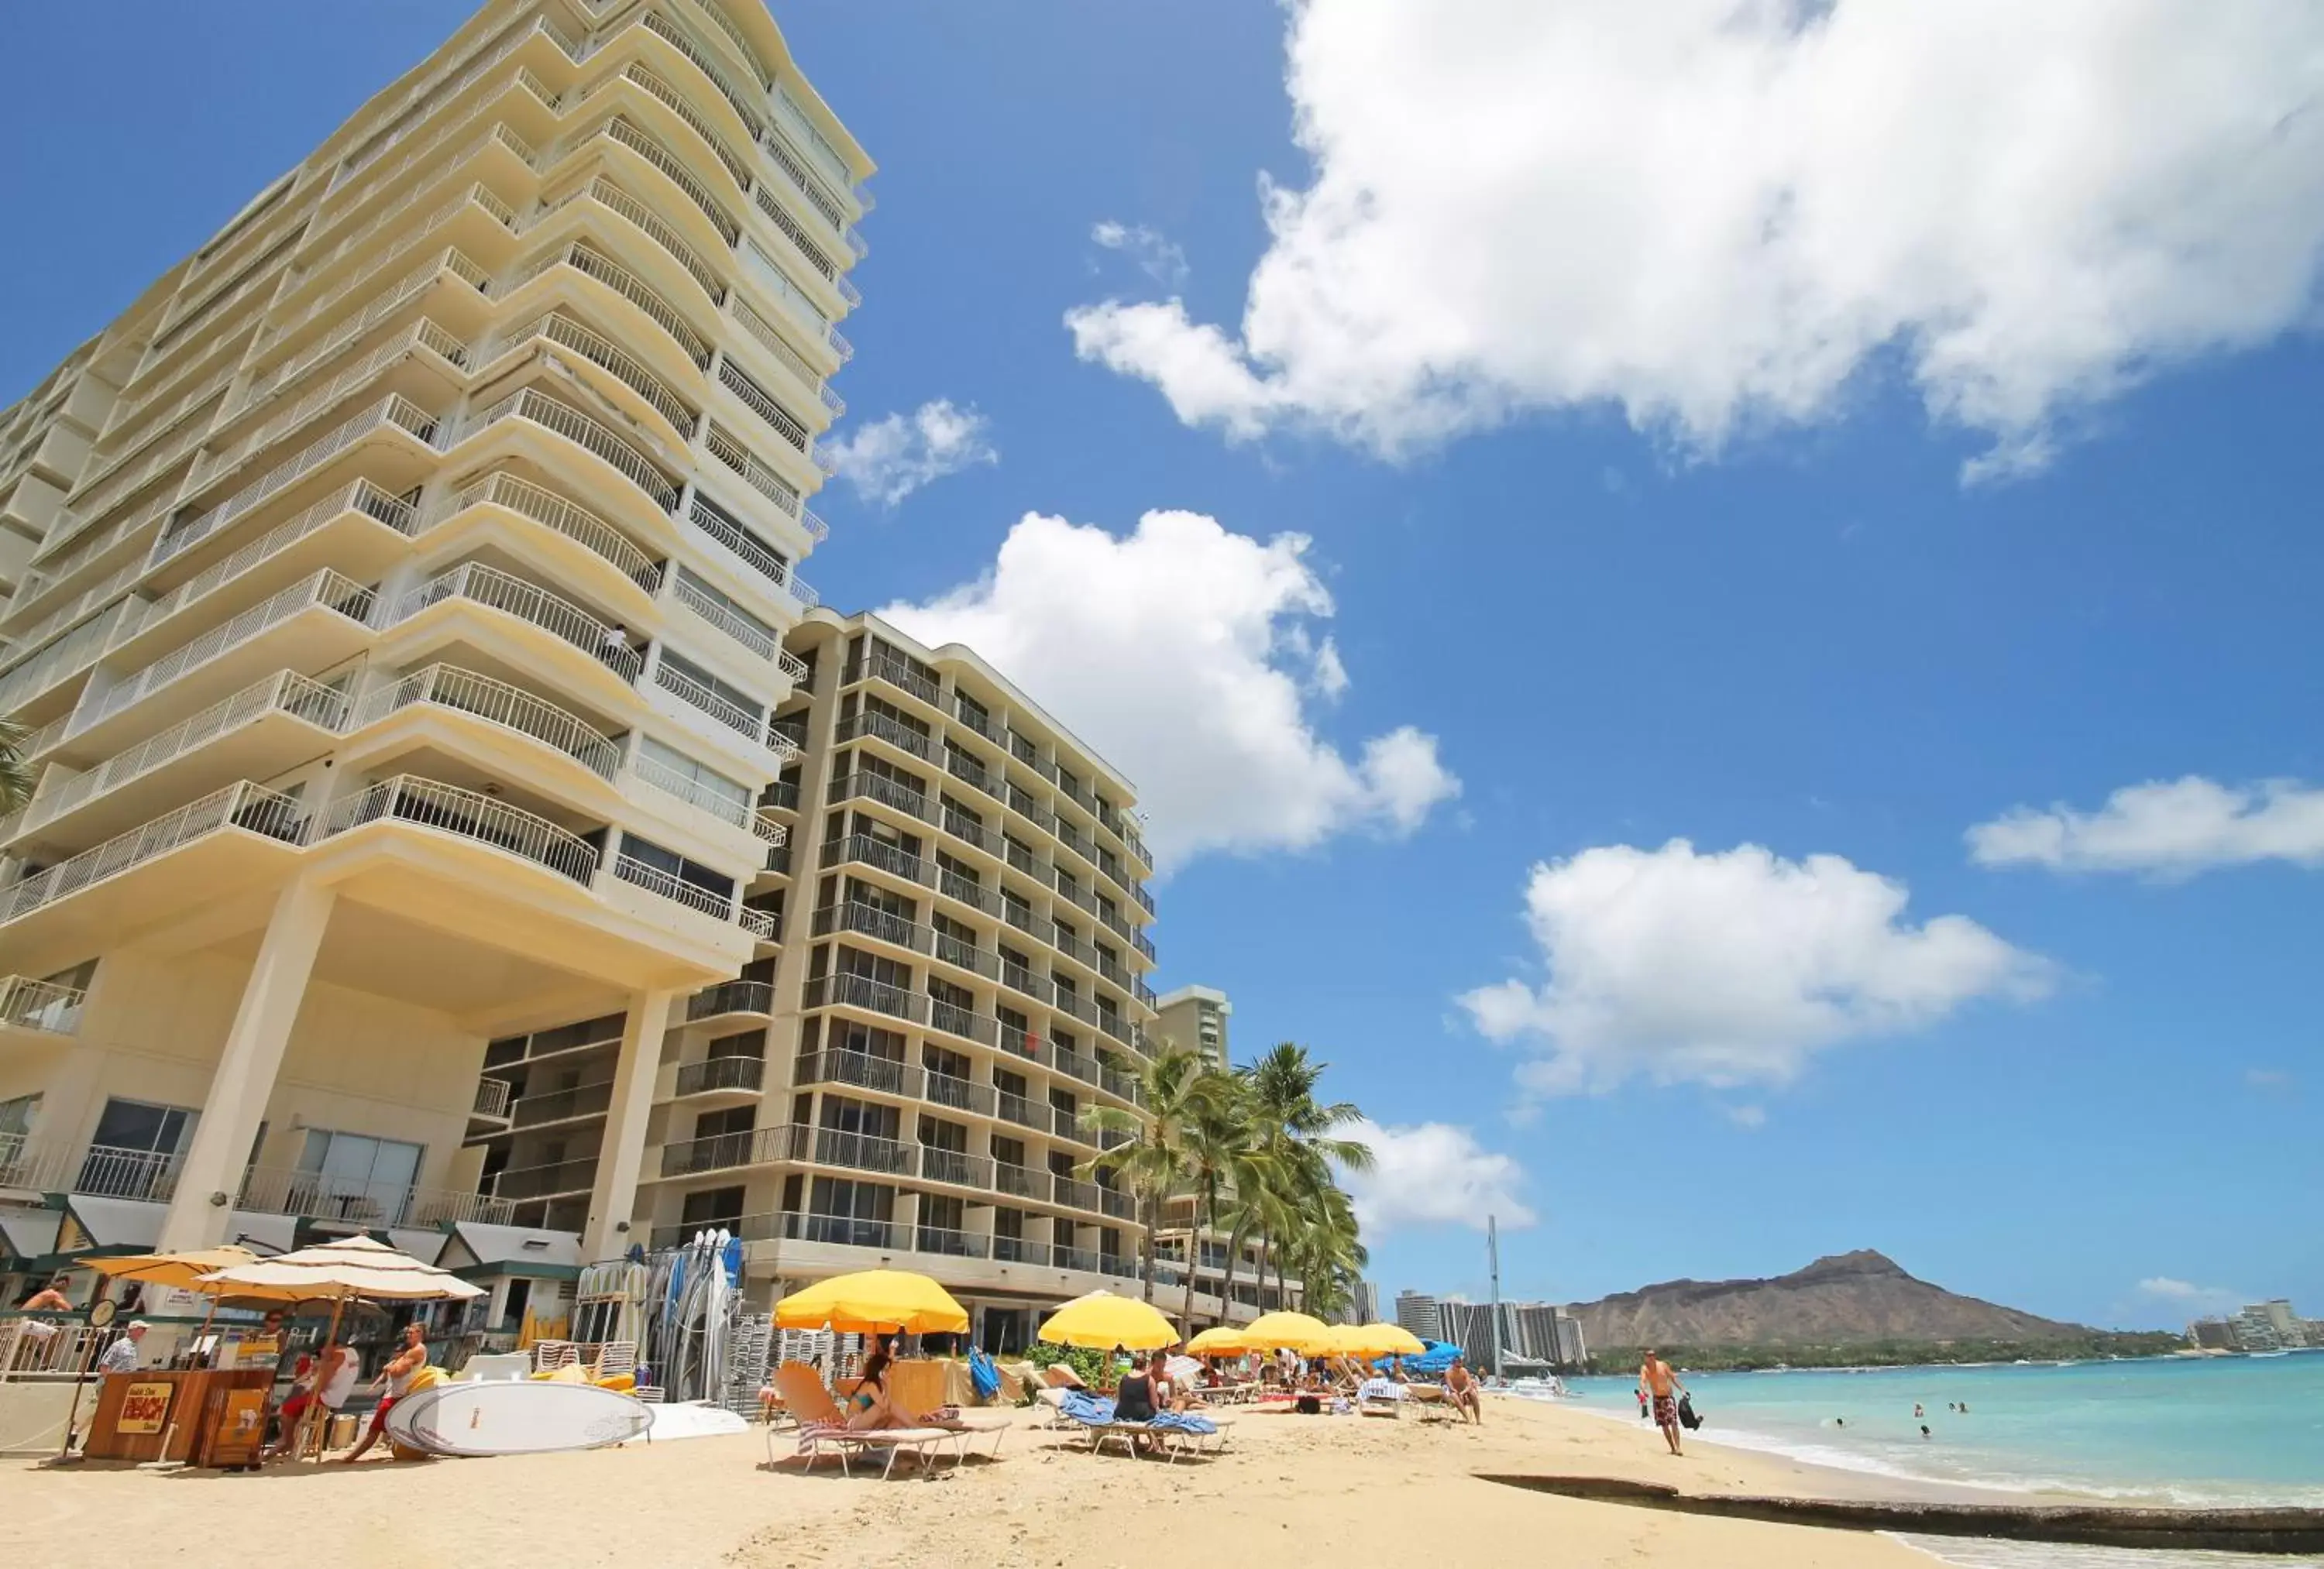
left=0, top=0, right=874, bottom=1267
left=1152, top=984, right=1229, bottom=1068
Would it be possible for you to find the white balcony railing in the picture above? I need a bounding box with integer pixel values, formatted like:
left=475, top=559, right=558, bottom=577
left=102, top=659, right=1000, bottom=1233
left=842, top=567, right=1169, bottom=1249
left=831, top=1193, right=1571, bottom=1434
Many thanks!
left=652, top=658, right=759, bottom=739
left=0, top=601, right=138, bottom=716
left=628, top=750, right=753, bottom=831
left=479, top=311, right=699, bottom=435
left=473, top=1076, right=514, bottom=1120
left=387, top=561, right=643, bottom=681
left=328, top=12, right=574, bottom=194
left=727, top=294, right=833, bottom=414
left=533, top=175, right=727, bottom=306
left=354, top=663, right=623, bottom=781
left=156, top=396, right=438, bottom=567
left=701, top=423, right=825, bottom=541
left=446, top=387, right=680, bottom=513
left=610, top=852, right=733, bottom=919
left=0, top=975, right=88, bottom=1034
left=610, top=60, right=753, bottom=191
left=421, top=471, right=662, bottom=594
left=669, top=571, right=780, bottom=664
left=193, top=320, right=466, bottom=489
left=315, top=774, right=599, bottom=884
left=26, top=671, right=349, bottom=833
left=74, top=569, right=376, bottom=735
left=242, top=245, right=490, bottom=409
left=503, top=235, right=712, bottom=367
left=141, top=480, right=417, bottom=627
left=0, top=782, right=306, bottom=925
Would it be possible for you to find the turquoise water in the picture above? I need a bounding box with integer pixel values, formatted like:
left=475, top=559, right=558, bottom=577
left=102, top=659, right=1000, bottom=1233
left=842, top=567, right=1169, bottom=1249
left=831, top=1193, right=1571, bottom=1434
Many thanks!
left=1568, top=1352, right=2324, bottom=1506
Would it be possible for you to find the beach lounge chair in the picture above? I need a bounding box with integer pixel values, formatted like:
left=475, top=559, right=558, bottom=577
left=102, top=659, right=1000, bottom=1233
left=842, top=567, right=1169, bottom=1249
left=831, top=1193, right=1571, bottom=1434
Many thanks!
left=884, top=1359, right=1012, bottom=1459
left=765, top=1363, right=957, bottom=1480
left=1358, top=1378, right=1407, bottom=1419
left=1054, top=1389, right=1224, bottom=1462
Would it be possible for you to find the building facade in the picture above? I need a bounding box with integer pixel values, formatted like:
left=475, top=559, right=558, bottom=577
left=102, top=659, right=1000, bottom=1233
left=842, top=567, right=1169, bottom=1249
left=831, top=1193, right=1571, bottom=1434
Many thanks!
left=1395, top=1289, right=1444, bottom=1341
left=627, top=613, right=1212, bottom=1348
left=1152, top=984, right=1229, bottom=1068
left=0, top=0, right=872, bottom=1272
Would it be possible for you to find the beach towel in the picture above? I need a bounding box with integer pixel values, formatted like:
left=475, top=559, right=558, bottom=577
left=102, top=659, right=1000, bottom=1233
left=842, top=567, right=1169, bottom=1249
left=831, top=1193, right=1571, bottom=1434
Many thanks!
left=796, top=1416, right=848, bottom=1454
left=968, top=1345, right=1000, bottom=1401
left=1145, top=1411, right=1217, bottom=1435
left=1058, top=1391, right=1117, bottom=1427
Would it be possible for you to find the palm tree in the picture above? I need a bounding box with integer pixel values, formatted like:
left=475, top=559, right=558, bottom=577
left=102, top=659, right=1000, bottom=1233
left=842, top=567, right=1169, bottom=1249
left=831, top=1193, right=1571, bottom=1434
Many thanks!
left=0, top=720, right=34, bottom=819
left=1173, top=1068, right=1268, bottom=1333
left=1287, top=1179, right=1368, bottom=1318
left=1241, top=1042, right=1373, bottom=1310
left=1077, top=1042, right=1215, bottom=1304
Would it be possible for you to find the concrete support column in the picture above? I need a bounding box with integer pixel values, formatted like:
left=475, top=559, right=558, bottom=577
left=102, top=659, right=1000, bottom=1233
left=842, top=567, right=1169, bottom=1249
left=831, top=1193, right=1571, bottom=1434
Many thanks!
left=158, top=876, right=336, bottom=1251
left=582, top=987, right=679, bottom=1262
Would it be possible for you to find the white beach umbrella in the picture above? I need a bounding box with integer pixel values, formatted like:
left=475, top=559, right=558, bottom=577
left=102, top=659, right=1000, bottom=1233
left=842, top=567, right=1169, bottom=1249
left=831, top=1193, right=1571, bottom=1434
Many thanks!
left=198, top=1234, right=484, bottom=1301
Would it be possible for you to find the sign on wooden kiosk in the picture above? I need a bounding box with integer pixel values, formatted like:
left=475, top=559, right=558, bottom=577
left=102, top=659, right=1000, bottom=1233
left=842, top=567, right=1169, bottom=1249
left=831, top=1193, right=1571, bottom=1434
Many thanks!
left=116, top=1382, right=174, bottom=1436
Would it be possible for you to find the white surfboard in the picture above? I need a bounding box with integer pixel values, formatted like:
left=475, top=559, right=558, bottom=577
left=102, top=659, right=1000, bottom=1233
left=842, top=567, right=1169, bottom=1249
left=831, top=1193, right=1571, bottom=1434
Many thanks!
left=387, top=1380, right=652, bottom=1457
left=645, top=1399, right=749, bottom=1442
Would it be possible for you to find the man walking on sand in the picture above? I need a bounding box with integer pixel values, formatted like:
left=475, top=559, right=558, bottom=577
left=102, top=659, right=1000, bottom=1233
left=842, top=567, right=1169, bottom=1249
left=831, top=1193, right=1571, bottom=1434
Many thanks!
left=1638, top=1348, right=1686, bottom=1457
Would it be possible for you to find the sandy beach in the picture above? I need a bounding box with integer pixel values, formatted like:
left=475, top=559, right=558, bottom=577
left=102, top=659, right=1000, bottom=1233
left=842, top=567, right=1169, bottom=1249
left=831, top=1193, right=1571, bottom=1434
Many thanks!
left=0, top=1394, right=1949, bottom=1567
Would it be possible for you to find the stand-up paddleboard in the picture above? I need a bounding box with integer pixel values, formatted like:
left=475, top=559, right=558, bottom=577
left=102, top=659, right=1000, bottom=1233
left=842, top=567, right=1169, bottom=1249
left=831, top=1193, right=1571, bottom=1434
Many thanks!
left=386, top=1380, right=651, bottom=1457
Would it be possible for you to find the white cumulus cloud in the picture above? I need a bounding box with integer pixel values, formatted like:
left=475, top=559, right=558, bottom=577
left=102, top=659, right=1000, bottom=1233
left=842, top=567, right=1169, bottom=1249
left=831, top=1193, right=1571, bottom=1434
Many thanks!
left=1339, top=1119, right=1534, bottom=1235
left=1067, top=0, right=2324, bottom=477
left=2136, top=1277, right=2245, bottom=1317
left=1092, top=221, right=1190, bottom=289
left=1968, top=777, right=2324, bottom=877
left=1461, top=840, right=2051, bottom=1098
left=823, top=399, right=999, bottom=506
left=878, top=510, right=1458, bottom=871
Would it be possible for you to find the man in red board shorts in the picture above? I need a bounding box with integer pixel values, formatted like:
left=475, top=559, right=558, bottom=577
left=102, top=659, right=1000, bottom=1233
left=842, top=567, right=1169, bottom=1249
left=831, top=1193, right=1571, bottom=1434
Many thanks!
left=341, top=1323, right=428, bottom=1463
left=1638, top=1348, right=1687, bottom=1457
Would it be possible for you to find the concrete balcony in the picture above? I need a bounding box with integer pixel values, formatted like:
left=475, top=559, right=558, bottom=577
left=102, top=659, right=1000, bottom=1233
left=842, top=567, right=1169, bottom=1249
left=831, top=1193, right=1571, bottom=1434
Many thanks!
left=667, top=1054, right=764, bottom=1099
left=14, top=669, right=349, bottom=851
left=686, top=978, right=775, bottom=1021
left=0, top=1139, right=512, bottom=1226
left=0, top=781, right=307, bottom=945
left=419, top=469, right=665, bottom=621
left=237, top=1163, right=514, bottom=1227
left=352, top=662, right=622, bottom=783
left=70, top=570, right=374, bottom=757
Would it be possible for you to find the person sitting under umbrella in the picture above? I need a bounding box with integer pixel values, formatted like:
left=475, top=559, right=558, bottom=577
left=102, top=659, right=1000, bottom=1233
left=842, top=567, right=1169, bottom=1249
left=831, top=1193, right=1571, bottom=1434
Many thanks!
left=266, top=1337, right=356, bottom=1462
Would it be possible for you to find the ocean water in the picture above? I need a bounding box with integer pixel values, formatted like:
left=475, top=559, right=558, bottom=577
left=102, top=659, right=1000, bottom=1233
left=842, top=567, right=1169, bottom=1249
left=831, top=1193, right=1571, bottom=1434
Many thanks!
left=1564, top=1354, right=2324, bottom=1569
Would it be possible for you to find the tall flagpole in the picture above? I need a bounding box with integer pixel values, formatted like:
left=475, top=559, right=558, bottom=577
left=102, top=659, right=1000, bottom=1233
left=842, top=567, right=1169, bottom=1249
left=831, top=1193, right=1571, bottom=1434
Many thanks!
left=1487, top=1214, right=1504, bottom=1382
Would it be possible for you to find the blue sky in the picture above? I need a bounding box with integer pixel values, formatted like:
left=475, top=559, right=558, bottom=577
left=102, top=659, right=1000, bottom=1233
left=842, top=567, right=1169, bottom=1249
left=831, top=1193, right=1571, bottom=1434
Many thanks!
left=6, top=2, right=2320, bottom=1332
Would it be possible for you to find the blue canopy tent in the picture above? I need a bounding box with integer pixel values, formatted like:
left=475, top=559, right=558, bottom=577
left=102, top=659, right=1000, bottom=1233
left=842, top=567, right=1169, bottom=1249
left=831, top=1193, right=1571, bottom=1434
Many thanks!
left=1389, top=1340, right=1463, bottom=1377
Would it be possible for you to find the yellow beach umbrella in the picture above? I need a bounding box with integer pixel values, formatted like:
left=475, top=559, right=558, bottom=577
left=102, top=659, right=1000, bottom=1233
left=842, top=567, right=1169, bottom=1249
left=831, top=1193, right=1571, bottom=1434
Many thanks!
left=1332, top=1322, right=1426, bottom=1359
left=1185, top=1325, right=1253, bottom=1355
left=775, top=1269, right=968, bottom=1335
left=83, top=1245, right=306, bottom=1302
left=1038, top=1289, right=1179, bottom=1352
left=1241, top=1310, right=1334, bottom=1353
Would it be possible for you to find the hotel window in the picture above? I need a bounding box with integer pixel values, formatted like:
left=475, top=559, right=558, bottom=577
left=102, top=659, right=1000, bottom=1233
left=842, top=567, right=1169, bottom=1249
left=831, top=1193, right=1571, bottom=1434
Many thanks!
left=294, top=1129, right=425, bottom=1225
left=81, top=1098, right=199, bottom=1200
left=638, top=735, right=751, bottom=818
